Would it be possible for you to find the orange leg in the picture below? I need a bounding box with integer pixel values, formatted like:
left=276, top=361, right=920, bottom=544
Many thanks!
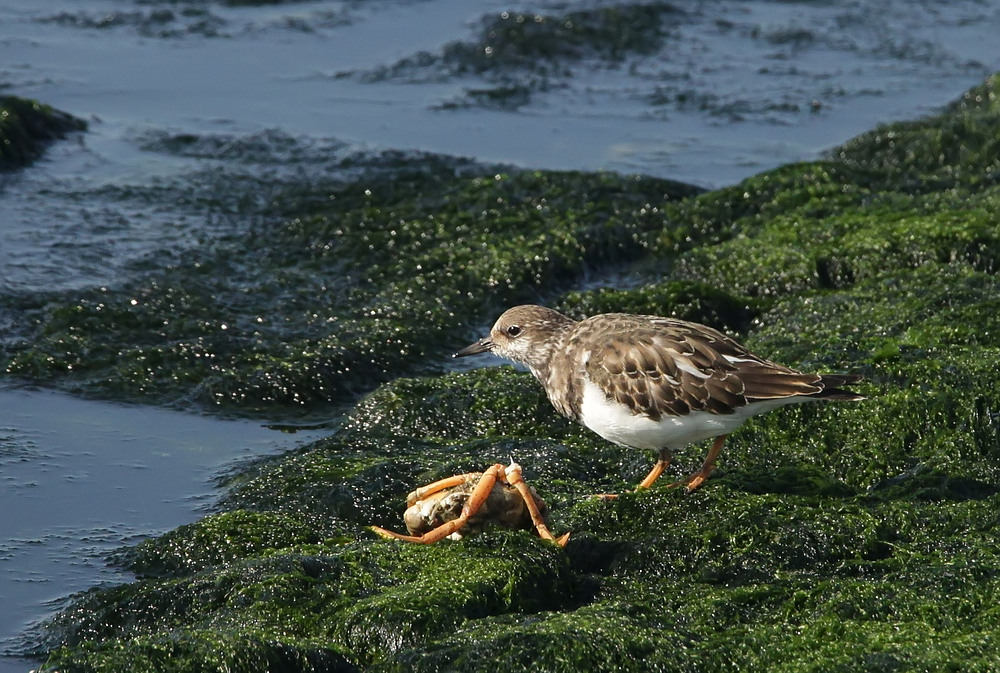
left=670, top=434, right=728, bottom=492
left=593, top=448, right=672, bottom=499
left=505, top=463, right=569, bottom=547
left=372, top=464, right=506, bottom=544
left=405, top=473, right=479, bottom=507
left=636, top=449, right=672, bottom=490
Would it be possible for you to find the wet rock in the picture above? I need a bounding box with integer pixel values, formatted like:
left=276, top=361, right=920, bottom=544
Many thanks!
left=0, top=95, right=85, bottom=170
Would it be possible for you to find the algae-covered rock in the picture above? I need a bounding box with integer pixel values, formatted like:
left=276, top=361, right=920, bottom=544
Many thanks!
left=1, top=162, right=700, bottom=414
left=43, top=535, right=576, bottom=673
left=31, top=75, right=1000, bottom=672
left=834, top=73, right=1000, bottom=191
left=0, top=95, right=85, bottom=169
left=556, top=280, right=761, bottom=335
left=350, top=5, right=679, bottom=110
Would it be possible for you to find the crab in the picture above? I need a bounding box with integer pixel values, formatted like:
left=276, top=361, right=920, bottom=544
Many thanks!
left=371, top=462, right=569, bottom=546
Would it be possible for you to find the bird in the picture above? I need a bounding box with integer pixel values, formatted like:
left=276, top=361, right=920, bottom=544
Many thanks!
left=454, top=304, right=862, bottom=492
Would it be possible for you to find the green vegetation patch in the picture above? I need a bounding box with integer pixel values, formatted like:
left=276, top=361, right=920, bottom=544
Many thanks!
left=1, top=164, right=699, bottom=414
left=42, top=535, right=575, bottom=673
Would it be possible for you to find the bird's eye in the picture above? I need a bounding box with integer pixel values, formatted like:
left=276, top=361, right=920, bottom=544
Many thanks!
left=506, top=325, right=522, bottom=337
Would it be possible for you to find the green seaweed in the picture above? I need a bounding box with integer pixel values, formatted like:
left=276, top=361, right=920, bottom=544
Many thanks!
left=834, top=74, right=1000, bottom=192
left=556, top=280, right=761, bottom=336
left=26, top=72, right=1000, bottom=673
left=1, top=165, right=700, bottom=414
left=42, top=537, right=575, bottom=673
left=109, top=510, right=346, bottom=579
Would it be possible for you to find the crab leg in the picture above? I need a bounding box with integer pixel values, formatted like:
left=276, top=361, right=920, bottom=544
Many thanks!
left=371, top=464, right=507, bottom=544
left=405, top=472, right=479, bottom=507
left=504, top=463, right=569, bottom=546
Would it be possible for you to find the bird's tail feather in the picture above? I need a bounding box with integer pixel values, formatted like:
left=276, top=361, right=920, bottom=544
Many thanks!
left=814, top=373, right=864, bottom=401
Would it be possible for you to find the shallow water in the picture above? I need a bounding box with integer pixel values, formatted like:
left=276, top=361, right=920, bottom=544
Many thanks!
left=0, top=387, right=324, bottom=671
left=0, top=0, right=999, bottom=670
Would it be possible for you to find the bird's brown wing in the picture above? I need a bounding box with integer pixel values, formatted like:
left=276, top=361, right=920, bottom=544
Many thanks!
left=584, top=316, right=825, bottom=421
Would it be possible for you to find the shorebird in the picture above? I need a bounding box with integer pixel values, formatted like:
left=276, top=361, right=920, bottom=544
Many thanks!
left=455, top=305, right=862, bottom=492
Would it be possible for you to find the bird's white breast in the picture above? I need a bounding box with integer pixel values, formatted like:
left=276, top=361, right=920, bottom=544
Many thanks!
left=578, top=378, right=803, bottom=450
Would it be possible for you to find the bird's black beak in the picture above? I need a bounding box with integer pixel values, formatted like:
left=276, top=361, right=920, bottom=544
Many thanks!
left=453, top=337, right=493, bottom=358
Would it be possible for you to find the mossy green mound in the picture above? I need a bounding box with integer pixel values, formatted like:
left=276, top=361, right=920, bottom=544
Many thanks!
left=0, top=95, right=85, bottom=169
left=36, top=361, right=1000, bottom=671
left=29, top=75, right=1000, bottom=672
left=1, top=165, right=699, bottom=414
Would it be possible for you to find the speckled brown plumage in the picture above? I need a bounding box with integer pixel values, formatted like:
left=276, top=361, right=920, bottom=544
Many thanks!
left=454, top=304, right=862, bottom=491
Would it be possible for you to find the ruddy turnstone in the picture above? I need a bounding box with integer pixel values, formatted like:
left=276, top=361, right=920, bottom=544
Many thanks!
left=454, top=305, right=862, bottom=492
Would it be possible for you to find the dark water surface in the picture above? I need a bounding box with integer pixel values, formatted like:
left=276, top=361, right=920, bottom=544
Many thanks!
left=1, top=0, right=999, bottom=670
left=0, top=388, right=323, bottom=672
